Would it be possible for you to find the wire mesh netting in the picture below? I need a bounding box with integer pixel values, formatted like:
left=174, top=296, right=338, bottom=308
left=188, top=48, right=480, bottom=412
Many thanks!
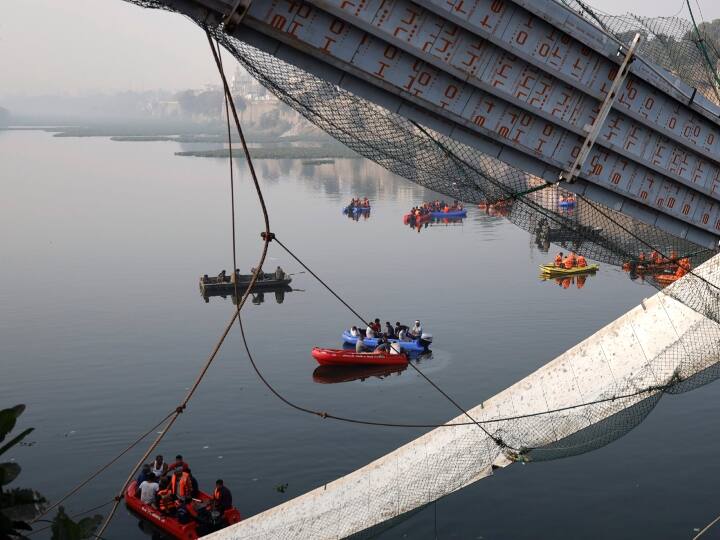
left=126, top=0, right=720, bottom=457
left=561, top=0, right=720, bottom=105
left=125, top=0, right=720, bottom=536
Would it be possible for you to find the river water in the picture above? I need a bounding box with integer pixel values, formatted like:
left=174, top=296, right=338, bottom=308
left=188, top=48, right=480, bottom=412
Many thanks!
left=1, top=129, right=719, bottom=539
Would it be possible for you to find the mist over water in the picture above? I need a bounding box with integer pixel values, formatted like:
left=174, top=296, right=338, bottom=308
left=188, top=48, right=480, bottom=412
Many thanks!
left=1, top=129, right=719, bottom=539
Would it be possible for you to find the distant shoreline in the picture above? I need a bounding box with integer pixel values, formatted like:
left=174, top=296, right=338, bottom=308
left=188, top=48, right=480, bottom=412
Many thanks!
left=1, top=125, right=360, bottom=160
left=175, top=146, right=359, bottom=159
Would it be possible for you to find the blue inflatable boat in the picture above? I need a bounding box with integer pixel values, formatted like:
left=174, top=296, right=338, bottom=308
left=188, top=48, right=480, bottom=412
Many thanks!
left=430, top=209, right=466, bottom=218
left=344, top=205, right=371, bottom=214
left=342, top=330, right=427, bottom=353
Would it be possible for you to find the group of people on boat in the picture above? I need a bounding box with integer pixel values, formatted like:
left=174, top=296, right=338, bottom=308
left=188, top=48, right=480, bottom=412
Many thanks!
left=477, top=198, right=513, bottom=217
left=135, top=454, right=233, bottom=523
left=350, top=319, right=424, bottom=353
left=204, top=266, right=286, bottom=284
left=553, top=251, right=588, bottom=269
left=409, top=200, right=464, bottom=217
left=622, top=251, right=693, bottom=282
left=347, top=197, right=370, bottom=209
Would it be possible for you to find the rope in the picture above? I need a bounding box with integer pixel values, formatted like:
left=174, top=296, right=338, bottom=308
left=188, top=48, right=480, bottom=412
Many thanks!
left=271, top=236, right=507, bottom=447
left=29, top=411, right=174, bottom=524
left=93, top=31, right=273, bottom=539
left=693, top=512, right=720, bottom=539
left=28, top=500, right=116, bottom=537
left=686, top=0, right=720, bottom=89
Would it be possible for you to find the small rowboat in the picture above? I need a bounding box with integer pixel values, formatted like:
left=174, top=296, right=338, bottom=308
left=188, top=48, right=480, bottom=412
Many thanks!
left=341, top=330, right=429, bottom=352
left=539, top=264, right=599, bottom=276
left=312, top=347, right=408, bottom=366
left=125, top=481, right=241, bottom=540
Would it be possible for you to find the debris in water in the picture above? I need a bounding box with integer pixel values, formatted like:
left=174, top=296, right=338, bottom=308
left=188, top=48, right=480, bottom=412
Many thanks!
left=275, top=483, right=288, bottom=493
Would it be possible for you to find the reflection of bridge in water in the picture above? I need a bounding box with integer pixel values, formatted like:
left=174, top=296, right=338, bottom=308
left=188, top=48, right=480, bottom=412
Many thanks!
left=120, top=0, right=720, bottom=537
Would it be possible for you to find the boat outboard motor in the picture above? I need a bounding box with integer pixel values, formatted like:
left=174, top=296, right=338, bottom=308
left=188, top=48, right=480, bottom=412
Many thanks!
left=419, top=333, right=433, bottom=350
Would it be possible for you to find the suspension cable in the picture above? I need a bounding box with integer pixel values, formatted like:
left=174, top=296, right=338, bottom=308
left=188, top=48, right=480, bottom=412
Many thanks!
left=29, top=411, right=174, bottom=525
left=93, top=31, right=273, bottom=539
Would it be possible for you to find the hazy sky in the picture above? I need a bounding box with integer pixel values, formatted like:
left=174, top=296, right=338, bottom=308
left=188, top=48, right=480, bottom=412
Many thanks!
left=1, top=0, right=719, bottom=97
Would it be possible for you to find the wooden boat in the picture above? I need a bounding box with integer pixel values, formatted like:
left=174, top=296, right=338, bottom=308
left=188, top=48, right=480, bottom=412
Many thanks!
left=199, top=270, right=291, bottom=295
left=125, top=481, right=241, bottom=540
left=539, top=264, right=599, bottom=276
left=312, top=347, right=408, bottom=366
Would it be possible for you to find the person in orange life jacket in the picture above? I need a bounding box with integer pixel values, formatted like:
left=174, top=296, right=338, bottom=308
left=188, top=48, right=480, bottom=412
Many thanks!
left=576, top=255, right=587, bottom=268
left=171, top=467, right=192, bottom=503
left=157, top=477, right=175, bottom=513
left=210, top=479, right=233, bottom=514
left=185, top=468, right=199, bottom=498
left=167, top=454, right=189, bottom=474
left=555, top=252, right=564, bottom=267
left=563, top=256, right=574, bottom=269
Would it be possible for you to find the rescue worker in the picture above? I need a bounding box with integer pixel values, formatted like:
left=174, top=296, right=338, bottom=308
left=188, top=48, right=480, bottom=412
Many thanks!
left=151, top=455, right=168, bottom=478
left=275, top=266, right=285, bottom=280
left=576, top=254, right=587, bottom=268
left=167, top=454, right=189, bottom=473
left=410, top=320, right=423, bottom=339
left=356, top=334, right=369, bottom=353
left=555, top=252, right=564, bottom=267
left=157, top=477, right=174, bottom=513
left=365, top=324, right=376, bottom=339
left=563, top=255, right=574, bottom=269
left=384, top=321, right=395, bottom=339
left=568, top=252, right=577, bottom=267
left=211, top=479, right=233, bottom=514
left=139, top=473, right=160, bottom=505
left=350, top=326, right=360, bottom=338
left=170, top=467, right=192, bottom=503
left=374, top=336, right=391, bottom=353
left=371, top=318, right=382, bottom=333
left=394, top=322, right=408, bottom=337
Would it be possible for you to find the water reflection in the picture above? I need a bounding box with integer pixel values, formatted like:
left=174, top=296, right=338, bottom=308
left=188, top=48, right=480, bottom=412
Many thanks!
left=238, top=158, right=437, bottom=203
left=538, top=274, right=591, bottom=290
left=201, top=285, right=296, bottom=305
left=533, top=217, right=604, bottom=254
left=312, top=364, right=407, bottom=384
left=404, top=216, right=464, bottom=233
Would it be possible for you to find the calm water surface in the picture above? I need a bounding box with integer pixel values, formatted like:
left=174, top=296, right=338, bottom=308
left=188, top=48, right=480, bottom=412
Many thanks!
left=1, top=130, right=719, bottom=539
